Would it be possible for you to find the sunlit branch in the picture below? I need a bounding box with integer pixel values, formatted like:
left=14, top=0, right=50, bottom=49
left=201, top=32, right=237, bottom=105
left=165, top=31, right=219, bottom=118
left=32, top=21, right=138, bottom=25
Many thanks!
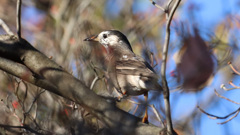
left=0, top=19, right=14, bottom=35
left=167, top=0, right=174, bottom=10
left=229, top=80, right=240, bottom=89
left=149, top=0, right=166, bottom=12
left=214, top=89, right=240, bottom=105
left=133, top=105, right=139, bottom=115
left=150, top=0, right=181, bottom=133
left=220, top=84, right=237, bottom=91
left=228, top=61, right=240, bottom=76
left=160, top=0, right=181, bottom=134
left=149, top=104, right=165, bottom=127
left=90, top=76, right=100, bottom=90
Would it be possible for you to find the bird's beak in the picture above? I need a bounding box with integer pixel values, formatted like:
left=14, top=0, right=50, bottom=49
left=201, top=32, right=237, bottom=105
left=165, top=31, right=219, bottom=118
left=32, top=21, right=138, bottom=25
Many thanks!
left=83, top=35, right=99, bottom=42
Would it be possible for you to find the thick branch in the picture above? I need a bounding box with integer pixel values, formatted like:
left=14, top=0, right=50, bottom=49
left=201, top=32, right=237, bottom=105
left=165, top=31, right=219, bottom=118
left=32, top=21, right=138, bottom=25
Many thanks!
left=0, top=35, right=165, bottom=135
left=0, top=57, right=60, bottom=95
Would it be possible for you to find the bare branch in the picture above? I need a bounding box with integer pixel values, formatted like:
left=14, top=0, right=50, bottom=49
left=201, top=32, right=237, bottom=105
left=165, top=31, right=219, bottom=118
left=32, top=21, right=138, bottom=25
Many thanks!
left=127, top=99, right=143, bottom=105
left=214, top=89, right=240, bottom=105
left=0, top=19, right=14, bottom=35
left=218, top=110, right=239, bottom=124
left=16, top=0, right=22, bottom=38
left=149, top=51, right=158, bottom=68
left=220, top=84, right=238, bottom=91
left=25, top=89, right=45, bottom=114
left=197, top=106, right=240, bottom=124
left=149, top=0, right=166, bottom=12
left=229, top=81, right=240, bottom=89
left=167, top=0, right=174, bottom=10
left=228, top=61, right=240, bottom=75
left=149, top=0, right=181, bottom=133
left=160, top=0, right=181, bottom=134
left=127, top=99, right=165, bottom=127
left=90, top=76, right=100, bottom=90
left=149, top=104, right=165, bottom=127
left=133, top=104, right=139, bottom=115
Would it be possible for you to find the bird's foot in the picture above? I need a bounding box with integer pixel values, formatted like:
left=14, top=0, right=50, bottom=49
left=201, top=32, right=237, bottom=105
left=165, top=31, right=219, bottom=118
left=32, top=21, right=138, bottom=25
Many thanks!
left=142, top=113, right=149, bottom=124
left=142, top=116, right=149, bottom=124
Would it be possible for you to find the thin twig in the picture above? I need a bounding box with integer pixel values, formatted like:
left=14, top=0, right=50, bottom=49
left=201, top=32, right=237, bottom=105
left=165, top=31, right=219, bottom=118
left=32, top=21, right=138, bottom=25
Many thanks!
left=127, top=99, right=165, bottom=127
left=160, top=0, right=181, bottom=134
left=218, top=110, right=239, bottom=124
left=14, top=81, right=22, bottom=107
left=149, top=0, right=166, bottom=12
left=197, top=106, right=240, bottom=124
left=228, top=62, right=240, bottom=75
left=90, top=76, right=99, bottom=90
left=220, top=84, right=237, bottom=91
left=25, top=89, right=45, bottom=114
left=127, top=99, right=143, bottom=105
left=167, top=0, right=174, bottom=11
left=16, top=0, right=22, bottom=38
left=0, top=19, right=14, bottom=35
left=149, top=104, right=165, bottom=127
left=198, top=105, right=233, bottom=119
left=22, top=81, right=28, bottom=111
left=150, top=51, right=159, bottom=68
left=133, top=105, right=139, bottom=115
left=229, top=81, right=240, bottom=89
left=214, top=89, right=240, bottom=105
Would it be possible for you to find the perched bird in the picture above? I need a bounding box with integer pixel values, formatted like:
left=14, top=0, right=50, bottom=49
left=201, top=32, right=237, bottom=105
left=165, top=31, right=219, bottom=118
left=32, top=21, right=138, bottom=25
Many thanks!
left=84, top=30, right=162, bottom=123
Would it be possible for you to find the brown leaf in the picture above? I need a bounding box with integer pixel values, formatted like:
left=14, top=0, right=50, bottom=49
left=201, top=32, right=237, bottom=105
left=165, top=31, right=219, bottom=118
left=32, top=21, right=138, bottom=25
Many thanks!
left=175, top=29, right=214, bottom=92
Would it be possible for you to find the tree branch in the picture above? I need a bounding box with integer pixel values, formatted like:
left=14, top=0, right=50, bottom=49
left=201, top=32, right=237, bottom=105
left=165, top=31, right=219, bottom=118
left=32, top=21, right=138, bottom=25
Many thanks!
left=228, top=61, right=240, bottom=75
left=0, top=56, right=60, bottom=96
left=214, top=89, right=240, bottom=105
left=149, top=0, right=166, bottom=12
left=160, top=0, right=181, bottom=134
left=0, top=19, right=14, bottom=35
left=197, top=106, right=240, bottom=124
left=0, top=124, right=42, bottom=135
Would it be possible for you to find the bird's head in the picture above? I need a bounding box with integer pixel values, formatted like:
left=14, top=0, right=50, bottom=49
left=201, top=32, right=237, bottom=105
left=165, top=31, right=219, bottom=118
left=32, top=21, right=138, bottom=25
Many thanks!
left=84, top=30, right=133, bottom=52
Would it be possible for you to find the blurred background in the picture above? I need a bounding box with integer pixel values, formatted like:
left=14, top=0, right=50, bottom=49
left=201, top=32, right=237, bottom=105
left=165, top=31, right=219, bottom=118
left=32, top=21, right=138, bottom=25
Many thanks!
left=0, top=0, right=239, bottom=134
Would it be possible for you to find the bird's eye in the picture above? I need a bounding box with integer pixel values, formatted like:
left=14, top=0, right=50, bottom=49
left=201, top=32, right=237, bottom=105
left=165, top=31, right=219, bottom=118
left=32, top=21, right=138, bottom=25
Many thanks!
left=103, top=34, right=107, bottom=39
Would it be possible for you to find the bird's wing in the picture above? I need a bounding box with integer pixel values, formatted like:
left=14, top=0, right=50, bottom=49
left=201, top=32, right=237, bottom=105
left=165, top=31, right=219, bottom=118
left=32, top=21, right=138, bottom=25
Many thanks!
left=116, top=56, right=159, bottom=79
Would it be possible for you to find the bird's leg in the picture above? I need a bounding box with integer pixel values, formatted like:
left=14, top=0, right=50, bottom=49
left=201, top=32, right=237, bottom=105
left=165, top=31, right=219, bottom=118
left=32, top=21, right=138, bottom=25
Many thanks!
left=142, top=92, right=149, bottom=123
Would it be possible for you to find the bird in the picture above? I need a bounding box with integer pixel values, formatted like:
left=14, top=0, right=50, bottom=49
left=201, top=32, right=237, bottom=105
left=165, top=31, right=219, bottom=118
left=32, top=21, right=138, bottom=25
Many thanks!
left=84, top=30, right=162, bottom=123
